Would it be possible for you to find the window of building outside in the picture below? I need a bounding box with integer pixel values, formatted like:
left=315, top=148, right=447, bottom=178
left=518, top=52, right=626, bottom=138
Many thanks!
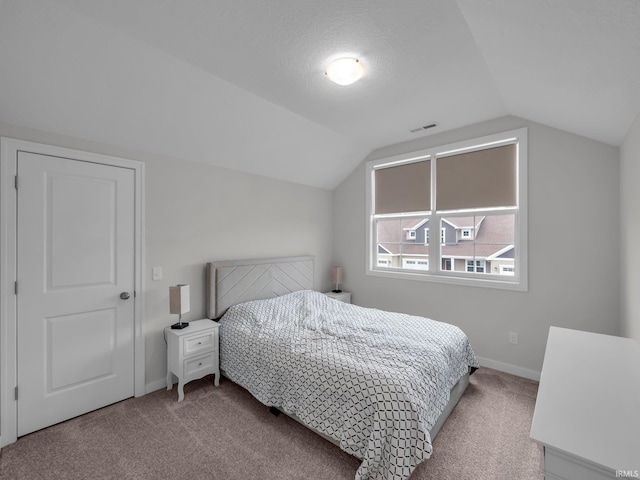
left=365, top=128, right=528, bottom=291
left=466, top=259, right=486, bottom=273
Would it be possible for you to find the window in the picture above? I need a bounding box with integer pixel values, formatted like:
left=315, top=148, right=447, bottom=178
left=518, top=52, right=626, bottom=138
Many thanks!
left=466, top=259, right=486, bottom=273
left=366, top=128, right=527, bottom=290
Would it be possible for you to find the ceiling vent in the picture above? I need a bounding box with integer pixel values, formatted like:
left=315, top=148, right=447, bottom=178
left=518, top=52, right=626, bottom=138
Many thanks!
left=410, top=123, right=438, bottom=133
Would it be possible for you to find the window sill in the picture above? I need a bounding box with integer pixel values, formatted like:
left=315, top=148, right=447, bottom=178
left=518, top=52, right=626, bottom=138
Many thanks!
left=366, top=267, right=528, bottom=292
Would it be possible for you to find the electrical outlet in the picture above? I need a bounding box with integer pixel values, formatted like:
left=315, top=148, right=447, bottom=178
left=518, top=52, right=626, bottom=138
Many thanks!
left=509, top=332, right=518, bottom=345
left=152, top=266, right=163, bottom=281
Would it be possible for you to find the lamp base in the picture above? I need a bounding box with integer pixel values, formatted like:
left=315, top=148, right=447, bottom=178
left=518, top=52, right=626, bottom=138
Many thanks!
left=332, top=289, right=342, bottom=293
left=170, top=322, right=189, bottom=330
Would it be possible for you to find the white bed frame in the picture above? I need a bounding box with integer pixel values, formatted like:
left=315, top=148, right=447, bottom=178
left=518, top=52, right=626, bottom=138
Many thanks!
left=205, top=255, right=470, bottom=445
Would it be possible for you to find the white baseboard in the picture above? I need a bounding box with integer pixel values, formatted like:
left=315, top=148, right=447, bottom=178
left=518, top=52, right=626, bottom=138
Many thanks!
left=476, top=356, right=541, bottom=381
left=144, top=378, right=167, bottom=395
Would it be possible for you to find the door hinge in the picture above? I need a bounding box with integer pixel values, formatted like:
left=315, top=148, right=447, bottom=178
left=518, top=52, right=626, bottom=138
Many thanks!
left=15, top=386, right=18, bottom=401
left=14, top=281, right=18, bottom=295
left=14, top=175, right=18, bottom=189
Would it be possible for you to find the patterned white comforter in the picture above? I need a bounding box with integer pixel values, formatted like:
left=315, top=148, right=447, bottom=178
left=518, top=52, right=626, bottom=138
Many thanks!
left=219, top=290, right=478, bottom=480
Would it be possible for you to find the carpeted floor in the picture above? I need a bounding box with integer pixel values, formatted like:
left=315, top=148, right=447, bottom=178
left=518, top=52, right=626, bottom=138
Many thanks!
left=0, top=368, right=542, bottom=479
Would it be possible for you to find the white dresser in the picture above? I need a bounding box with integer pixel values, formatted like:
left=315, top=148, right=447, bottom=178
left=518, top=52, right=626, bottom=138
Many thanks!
left=530, top=327, right=640, bottom=479
left=165, top=319, right=220, bottom=401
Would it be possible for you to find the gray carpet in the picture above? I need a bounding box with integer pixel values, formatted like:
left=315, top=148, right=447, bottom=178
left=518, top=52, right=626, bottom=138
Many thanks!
left=0, top=368, right=542, bottom=479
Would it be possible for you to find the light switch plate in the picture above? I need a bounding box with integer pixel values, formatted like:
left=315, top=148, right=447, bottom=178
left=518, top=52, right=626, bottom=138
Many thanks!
left=152, top=267, right=163, bottom=281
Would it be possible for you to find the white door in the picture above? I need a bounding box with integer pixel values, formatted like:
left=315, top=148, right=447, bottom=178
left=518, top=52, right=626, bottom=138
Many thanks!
left=17, top=151, right=135, bottom=436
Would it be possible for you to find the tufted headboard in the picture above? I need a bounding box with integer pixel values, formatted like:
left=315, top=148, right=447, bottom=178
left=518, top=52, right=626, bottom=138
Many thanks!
left=206, top=255, right=314, bottom=319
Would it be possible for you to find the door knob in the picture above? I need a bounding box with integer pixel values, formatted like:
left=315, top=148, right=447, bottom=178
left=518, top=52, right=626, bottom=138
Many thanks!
left=120, top=292, right=131, bottom=300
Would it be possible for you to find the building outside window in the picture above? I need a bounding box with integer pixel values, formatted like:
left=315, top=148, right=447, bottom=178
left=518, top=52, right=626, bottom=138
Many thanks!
left=365, top=128, right=527, bottom=291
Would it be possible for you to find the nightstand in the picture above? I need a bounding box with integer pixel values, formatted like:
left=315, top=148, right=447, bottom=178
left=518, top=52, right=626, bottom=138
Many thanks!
left=165, top=319, right=220, bottom=401
left=324, top=291, right=352, bottom=304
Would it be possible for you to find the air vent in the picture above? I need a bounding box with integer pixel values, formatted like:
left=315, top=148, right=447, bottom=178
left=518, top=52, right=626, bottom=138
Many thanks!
left=410, top=123, right=438, bottom=133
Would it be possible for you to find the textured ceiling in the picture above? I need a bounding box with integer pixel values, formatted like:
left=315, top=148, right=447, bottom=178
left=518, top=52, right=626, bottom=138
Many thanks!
left=1, top=0, right=639, bottom=189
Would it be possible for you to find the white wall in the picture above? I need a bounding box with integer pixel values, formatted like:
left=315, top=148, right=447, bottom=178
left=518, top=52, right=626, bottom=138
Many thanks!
left=0, top=121, right=334, bottom=390
left=621, top=112, right=640, bottom=345
left=333, top=116, right=620, bottom=378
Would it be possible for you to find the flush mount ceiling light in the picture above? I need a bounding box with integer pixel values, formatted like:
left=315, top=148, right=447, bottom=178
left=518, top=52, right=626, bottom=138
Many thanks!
left=325, top=57, right=364, bottom=86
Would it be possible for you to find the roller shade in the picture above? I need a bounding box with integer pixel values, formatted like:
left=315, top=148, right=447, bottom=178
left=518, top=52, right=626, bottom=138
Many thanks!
left=436, top=144, right=516, bottom=211
left=374, top=159, right=430, bottom=214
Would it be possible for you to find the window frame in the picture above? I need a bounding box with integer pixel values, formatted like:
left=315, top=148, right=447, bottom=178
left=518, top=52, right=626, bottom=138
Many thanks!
left=365, top=128, right=528, bottom=291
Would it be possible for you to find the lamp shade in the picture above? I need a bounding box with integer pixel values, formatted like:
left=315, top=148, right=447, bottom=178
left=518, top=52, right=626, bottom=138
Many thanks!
left=331, top=266, right=343, bottom=285
left=169, top=284, right=190, bottom=315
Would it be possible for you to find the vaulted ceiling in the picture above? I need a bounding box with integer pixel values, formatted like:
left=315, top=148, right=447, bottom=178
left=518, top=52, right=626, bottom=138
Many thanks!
left=1, top=1, right=639, bottom=189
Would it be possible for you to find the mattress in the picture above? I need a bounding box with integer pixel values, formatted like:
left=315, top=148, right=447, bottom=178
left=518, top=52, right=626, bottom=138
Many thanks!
left=219, top=290, right=478, bottom=480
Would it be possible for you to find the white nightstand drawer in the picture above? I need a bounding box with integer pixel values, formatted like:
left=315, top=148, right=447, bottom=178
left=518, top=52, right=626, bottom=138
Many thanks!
left=183, top=332, right=215, bottom=356
left=184, top=351, right=216, bottom=378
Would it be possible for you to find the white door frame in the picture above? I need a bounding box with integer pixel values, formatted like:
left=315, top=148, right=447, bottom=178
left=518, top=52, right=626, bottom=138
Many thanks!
left=0, top=137, right=145, bottom=447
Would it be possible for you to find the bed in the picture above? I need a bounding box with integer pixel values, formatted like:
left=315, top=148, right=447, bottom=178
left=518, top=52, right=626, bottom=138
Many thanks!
left=206, top=256, right=478, bottom=480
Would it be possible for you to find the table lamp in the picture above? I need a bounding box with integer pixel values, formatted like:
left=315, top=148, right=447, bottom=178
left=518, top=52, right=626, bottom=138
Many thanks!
left=170, top=284, right=190, bottom=329
left=331, top=266, right=343, bottom=293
